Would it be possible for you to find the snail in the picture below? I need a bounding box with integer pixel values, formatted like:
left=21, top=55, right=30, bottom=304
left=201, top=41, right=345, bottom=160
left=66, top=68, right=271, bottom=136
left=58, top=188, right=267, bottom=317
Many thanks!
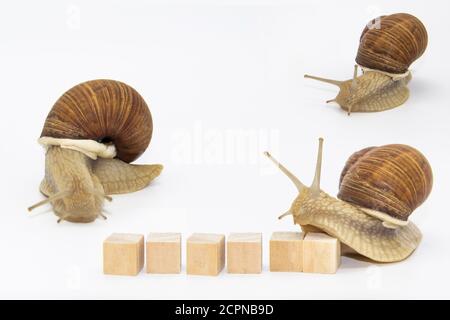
left=28, top=80, right=163, bottom=223
left=264, top=138, right=433, bottom=262
left=304, top=13, right=428, bottom=114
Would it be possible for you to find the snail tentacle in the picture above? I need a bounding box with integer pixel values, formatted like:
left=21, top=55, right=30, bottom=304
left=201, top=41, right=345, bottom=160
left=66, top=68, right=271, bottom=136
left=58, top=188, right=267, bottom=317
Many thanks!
left=278, top=211, right=293, bottom=220
left=263, top=152, right=305, bottom=192
left=28, top=190, right=70, bottom=212
left=310, top=138, right=324, bottom=197
left=304, top=74, right=343, bottom=87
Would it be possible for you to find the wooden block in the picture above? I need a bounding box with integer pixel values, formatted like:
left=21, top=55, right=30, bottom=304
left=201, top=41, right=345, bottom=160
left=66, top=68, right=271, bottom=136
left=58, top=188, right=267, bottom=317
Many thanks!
left=303, top=233, right=341, bottom=274
left=146, top=233, right=181, bottom=274
left=187, top=233, right=225, bottom=276
left=227, top=233, right=262, bottom=274
left=103, top=233, right=144, bottom=276
left=270, top=232, right=304, bottom=272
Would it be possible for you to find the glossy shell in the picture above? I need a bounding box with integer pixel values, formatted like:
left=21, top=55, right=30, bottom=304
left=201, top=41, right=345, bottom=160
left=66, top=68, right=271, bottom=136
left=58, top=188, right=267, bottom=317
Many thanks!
left=41, top=79, right=153, bottom=163
left=356, top=13, right=428, bottom=74
left=338, top=144, right=433, bottom=222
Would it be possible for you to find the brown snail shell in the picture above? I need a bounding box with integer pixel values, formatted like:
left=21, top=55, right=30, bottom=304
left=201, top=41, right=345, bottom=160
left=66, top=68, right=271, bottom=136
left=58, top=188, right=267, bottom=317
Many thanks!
left=338, top=144, right=433, bottom=224
left=40, top=79, right=152, bottom=163
left=356, top=13, right=428, bottom=74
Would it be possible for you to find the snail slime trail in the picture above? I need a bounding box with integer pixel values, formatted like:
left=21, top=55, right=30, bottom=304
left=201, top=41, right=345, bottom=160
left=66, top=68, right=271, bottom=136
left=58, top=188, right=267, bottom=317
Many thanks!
left=28, top=80, right=163, bottom=223
left=305, top=13, right=428, bottom=114
left=264, top=138, right=432, bottom=263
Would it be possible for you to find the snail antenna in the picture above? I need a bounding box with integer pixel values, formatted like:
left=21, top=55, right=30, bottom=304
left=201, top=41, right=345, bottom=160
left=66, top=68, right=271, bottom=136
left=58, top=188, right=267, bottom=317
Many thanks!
left=305, top=74, right=343, bottom=107
left=264, top=152, right=305, bottom=192
left=28, top=191, right=69, bottom=212
left=310, top=138, right=324, bottom=197
left=304, top=74, right=343, bottom=87
left=278, top=210, right=293, bottom=220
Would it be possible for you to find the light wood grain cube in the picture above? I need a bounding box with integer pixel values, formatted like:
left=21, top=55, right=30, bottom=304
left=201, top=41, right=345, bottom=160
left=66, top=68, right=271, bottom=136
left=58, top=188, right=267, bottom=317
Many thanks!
left=187, top=233, right=225, bottom=276
left=146, top=233, right=181, bottom=274
left=227, top=233, right=262, bottom=274
left=303, top=233, right=341, bottom=274
left=270, top=232, right=304, bottom=272
left=103, top=233, right=144, bottom=276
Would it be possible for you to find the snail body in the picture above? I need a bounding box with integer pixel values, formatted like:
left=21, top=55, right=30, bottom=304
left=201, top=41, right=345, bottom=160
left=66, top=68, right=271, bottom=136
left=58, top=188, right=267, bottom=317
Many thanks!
left=29, top=80, right=163, bottom=223
left=265, top=139, right=432, bottom=262
left=305, top=13, right=428, bottom=114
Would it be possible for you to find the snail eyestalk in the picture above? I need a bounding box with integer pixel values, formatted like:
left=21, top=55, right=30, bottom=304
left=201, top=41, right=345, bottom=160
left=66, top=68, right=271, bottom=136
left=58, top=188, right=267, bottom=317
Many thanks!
left=28, top=191, right=70, bottom=212
left=304, top=74, right=343, bottom=87
left=264, top=152, right=305, bottom=192
left=310, top=138, right=324, bottom=197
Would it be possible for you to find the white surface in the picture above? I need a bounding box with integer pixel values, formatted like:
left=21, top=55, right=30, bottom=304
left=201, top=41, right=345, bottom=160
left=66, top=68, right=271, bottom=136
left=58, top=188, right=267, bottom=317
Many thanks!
left=1, top=0, right=449, bottom=299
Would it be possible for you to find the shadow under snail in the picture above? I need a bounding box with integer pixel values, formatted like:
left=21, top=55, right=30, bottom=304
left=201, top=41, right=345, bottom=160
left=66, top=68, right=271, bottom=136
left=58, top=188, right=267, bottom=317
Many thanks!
left=28, top=79, right=163, bottom=223
left=264, top=138, right=433, bottom=263
left=304, top=13, right=428, bottom=114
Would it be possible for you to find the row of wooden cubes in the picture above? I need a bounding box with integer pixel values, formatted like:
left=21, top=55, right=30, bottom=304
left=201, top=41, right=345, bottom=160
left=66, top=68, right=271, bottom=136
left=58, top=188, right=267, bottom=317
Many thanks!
left=103, top=232, right=340, bottom=276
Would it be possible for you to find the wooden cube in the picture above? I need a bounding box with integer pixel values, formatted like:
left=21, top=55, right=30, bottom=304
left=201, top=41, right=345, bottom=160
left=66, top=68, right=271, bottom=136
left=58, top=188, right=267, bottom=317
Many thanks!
left=270, top=232, right=304, bottom=272
left=146, top=233, right=181, bottom=274
left=103, top=233, right=144, bottom=276
left=303, top=233, right=341, bottom=274
left=227, top=233, right=262, bottom=274
left=187, top=233, right=225, bottom=276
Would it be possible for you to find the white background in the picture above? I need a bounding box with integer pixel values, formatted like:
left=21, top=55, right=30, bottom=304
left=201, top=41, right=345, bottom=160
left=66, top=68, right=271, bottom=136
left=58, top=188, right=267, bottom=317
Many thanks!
left=1, top=0, right=449, bottom=299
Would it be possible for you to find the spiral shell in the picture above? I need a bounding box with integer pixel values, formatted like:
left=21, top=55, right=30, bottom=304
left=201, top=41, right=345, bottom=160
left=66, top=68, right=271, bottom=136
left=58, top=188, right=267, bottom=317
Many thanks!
left=338, top=144, right=433, bottom=222
left=41, top=79, right=153, bottom=163
left=356, top=13, right=428, bottom=74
